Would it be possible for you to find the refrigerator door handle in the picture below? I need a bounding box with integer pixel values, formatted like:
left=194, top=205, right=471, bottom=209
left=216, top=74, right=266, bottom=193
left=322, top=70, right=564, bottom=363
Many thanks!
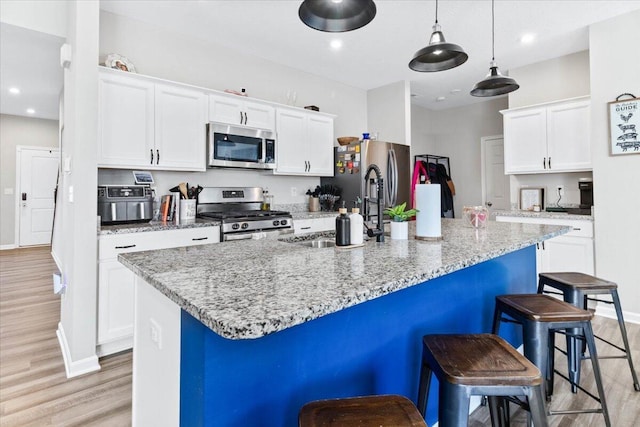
left=387, top=149, right=398, bottom=207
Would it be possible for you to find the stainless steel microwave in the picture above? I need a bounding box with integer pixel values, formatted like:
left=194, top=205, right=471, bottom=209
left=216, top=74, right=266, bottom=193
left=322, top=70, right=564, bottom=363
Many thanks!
left=207, top=123, right=276, bottom=170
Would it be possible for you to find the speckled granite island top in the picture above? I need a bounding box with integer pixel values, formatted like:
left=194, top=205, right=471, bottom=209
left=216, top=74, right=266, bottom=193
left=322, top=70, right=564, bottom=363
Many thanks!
left=118, top=219, right=570, bottom=340
left=99, top=218, right=220, bottom=235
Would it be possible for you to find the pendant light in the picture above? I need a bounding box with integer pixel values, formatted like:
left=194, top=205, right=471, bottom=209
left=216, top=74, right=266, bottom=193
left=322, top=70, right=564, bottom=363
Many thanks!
left=408, top=0, right=468, bottom=72
left=299, top=0, right=377, bottom=33
left=470, top=0, right=519, bottom=97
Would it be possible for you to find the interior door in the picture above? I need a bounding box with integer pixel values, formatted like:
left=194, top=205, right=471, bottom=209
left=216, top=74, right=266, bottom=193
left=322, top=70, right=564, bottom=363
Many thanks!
left=482, top=136, right=510, bottom=212
left=18, top=147, right=59, bottom=246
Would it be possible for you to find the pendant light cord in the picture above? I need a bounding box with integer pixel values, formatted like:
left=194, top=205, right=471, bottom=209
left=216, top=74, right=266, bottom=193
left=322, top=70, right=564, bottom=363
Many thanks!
left=491, top=0, right=495, bottom=61
left=435, top=0, right=439, bottom=24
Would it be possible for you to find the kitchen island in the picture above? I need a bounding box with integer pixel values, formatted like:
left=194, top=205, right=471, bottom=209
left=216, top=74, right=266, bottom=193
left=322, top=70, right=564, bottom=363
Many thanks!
left=119, top=219, right=569, bottom=426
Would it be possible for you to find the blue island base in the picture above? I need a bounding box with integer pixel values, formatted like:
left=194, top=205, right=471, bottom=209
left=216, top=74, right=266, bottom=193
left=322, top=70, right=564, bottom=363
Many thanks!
left=181, top=246, right=535, bottom=426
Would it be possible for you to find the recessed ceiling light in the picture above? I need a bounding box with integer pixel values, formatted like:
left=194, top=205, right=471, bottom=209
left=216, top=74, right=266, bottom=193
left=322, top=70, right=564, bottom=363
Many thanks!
left=330, top=39, right=343, bottom=50
left=26, top=108, right=36, bottom=114
left=520, top=33, right=536, bottom=44
left=436, top=96, right=446, bottom=102
left=9, top=87, right=20, bottom=95
left=450, top=89, right=461, bottom=95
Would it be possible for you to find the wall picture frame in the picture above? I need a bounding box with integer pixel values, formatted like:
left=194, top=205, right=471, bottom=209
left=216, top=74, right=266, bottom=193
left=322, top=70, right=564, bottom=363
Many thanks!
left=520, top=187, right=544, bottom=211
left=608, top=95, right=640, bottom=155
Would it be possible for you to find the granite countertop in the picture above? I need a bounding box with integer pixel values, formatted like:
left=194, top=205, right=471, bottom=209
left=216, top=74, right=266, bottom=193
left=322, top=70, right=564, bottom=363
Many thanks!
left=99, top=218, right=220, bottom=235
left=118, top=219, right=570, bottom=340
left=291, top=211, right=338, bottom=220
left=492, top=209, right=593, bottom=221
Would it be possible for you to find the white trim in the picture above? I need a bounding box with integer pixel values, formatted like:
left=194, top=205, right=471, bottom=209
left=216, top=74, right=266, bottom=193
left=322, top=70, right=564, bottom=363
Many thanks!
left=596, top=305, right=640, bottom=325
left=0, top=244, right=17, bottom=250
left=51, top=248, right=62, bottom=272
left=56, top=322, right=101, bottom=378
left=15, top=146, right=60, bottom=248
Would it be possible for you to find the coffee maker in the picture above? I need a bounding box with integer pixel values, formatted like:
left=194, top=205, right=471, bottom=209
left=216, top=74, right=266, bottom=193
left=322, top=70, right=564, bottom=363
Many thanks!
left=579, top=179, right=593, bottom=208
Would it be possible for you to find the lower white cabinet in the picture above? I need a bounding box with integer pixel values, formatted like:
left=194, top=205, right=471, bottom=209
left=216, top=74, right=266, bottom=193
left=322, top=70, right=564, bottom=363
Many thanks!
left=293, top=216, right=336, bottom=235
left=97, top=226, right=219, bottom=356
left=495, top=215, right=594, bottom=276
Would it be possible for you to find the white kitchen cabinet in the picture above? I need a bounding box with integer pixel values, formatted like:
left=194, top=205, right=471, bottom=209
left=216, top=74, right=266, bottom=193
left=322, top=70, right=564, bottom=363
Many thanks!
left=495, top=215, right=594, bottom=276
left=209, top=93, right=275, bottom=130
left=293, top=216, right=335, bottom=235
left=97, top=226, right=219, bottom=356
left=502, top=97, right=591, bottom=174
left=98, top=69, right=207, bottom=171
left=275, top=107, right=335, bottom=176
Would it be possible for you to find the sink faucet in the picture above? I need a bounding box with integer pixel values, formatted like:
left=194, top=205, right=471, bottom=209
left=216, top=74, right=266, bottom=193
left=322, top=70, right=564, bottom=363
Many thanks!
left=363, top=164, right=385, bottom=242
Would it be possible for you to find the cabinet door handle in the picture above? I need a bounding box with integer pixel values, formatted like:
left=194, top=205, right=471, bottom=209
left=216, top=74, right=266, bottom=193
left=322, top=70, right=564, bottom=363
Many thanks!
left=240, top=111, right=243, bottom=124
left=573, top=228, right=581, bottom=231
left=308, top=161, right=311, bottom=172
left=192, top=237, right=208, bottom=241
left=548, top=157, right=551, bottom=169
left=542, top=241, right=545, bottom=250
left=157, top=149, right=160, bottom=164
left=301, top=226, right=311, bottom=230
left=243, top=112, right=248, bottom=125
left=150, top=149, right=154, bottom=165
left=543, top=157, right=546, bottom=169
left=115, top=244, right=136, bottom=249
left=536, top=243, right=539, bottom=250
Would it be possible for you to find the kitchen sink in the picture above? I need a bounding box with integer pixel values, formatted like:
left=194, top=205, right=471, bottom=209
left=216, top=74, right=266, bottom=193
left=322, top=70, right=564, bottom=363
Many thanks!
left=298, top=239, right=336, bottom=248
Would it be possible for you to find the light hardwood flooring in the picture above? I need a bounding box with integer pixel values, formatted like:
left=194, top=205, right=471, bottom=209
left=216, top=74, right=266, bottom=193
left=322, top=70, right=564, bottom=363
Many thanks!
left=0, top=246, right=131, bottom=426
left=2, top=246, right=639, bottom=426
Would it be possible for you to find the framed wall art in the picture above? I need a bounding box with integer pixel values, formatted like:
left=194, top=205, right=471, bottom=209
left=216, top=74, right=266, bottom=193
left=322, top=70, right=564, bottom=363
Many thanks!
left=608, top=94, right=639, bottom=155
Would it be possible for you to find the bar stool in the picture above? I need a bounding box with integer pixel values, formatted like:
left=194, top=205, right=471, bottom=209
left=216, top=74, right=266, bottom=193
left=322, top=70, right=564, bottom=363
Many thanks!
left=416, top=333, right=548, bottom=427
left=299, top=394, right=426, bottom=427
left=492, top=294, right=610, bottom=427
left=538, top=272, right=640, bottom=392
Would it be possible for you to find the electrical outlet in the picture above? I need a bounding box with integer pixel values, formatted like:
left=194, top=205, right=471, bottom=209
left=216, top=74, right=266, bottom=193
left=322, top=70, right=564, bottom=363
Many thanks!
left=291, top=187, right=297, bottom=197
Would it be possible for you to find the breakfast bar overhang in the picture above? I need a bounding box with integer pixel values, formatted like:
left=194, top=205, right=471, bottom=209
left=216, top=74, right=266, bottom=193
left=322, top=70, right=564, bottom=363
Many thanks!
left=119, top=220, right=569, bottom=426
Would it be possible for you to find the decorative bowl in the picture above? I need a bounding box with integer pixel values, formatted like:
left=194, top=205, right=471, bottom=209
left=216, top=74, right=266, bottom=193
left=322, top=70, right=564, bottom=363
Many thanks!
left=337, top=136, right=359, bottom=146
left=463, top=206, right=488, bottom=229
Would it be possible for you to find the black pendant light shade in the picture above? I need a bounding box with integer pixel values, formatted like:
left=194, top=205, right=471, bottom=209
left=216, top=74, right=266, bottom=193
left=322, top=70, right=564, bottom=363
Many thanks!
left=409, top=23, right=468, bottom=72
left=470, top=0, right=519, bottom=97
left=470, top=62, right=520, bottom=97
left=299, top=0, right=377, bottom=33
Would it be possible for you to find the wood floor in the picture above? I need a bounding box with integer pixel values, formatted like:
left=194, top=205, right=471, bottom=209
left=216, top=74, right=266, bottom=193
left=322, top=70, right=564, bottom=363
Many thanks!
left=0, top=246, right=131, bottom=426
left=1, top=246, right=639, bottom=426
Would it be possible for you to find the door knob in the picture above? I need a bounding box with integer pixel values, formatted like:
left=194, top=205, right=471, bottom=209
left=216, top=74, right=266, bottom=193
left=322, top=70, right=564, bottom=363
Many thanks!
left=486, top=201, right=493, bottom=207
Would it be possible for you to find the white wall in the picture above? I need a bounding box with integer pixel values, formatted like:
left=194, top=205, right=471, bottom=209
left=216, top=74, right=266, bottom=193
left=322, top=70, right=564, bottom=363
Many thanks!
left=411, top=98, right=507, bottom=217
left=509, top=172, right=593, bottom=209
left=57, top=0, right=101, bottom=377
left=98, top=11, right=367, bottom=205
left=367, top=80, right=411, bottom=145
left=589, top=10, right=640, bottom=319
left=0, top=114, right=59, bottom=248
left=508, top=51, right=590, bottom=109
left=0, top=0, right=67, bottom=37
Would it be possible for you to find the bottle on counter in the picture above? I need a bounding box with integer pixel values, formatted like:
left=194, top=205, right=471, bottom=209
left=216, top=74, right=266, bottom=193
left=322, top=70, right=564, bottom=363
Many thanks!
left=349, top=202, right=364, bottom=245
left=335, top=202, right=351, bottom=247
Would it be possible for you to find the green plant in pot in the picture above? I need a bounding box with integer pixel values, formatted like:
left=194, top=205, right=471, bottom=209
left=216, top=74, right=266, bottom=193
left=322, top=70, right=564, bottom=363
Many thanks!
left=384, top=202, right=418, bottom=240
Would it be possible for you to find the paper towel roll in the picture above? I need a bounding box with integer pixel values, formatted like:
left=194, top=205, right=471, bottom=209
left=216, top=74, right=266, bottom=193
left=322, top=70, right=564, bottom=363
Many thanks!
left=415, top=184, right=442, bottom=239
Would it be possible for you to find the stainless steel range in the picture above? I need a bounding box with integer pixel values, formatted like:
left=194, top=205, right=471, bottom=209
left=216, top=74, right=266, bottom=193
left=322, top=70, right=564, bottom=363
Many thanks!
left=197, top=187, right=292, bottom=241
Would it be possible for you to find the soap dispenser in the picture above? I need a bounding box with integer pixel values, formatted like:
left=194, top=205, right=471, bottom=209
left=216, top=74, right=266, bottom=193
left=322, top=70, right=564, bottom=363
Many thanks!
left=335, top=201, right=351, bottom=247
left=349, top=200, right=364, bottom=245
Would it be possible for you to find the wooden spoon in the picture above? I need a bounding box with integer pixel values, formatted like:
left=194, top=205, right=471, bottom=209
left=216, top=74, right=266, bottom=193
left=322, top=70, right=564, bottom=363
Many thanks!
left=178, top=182, right=188, bottom=199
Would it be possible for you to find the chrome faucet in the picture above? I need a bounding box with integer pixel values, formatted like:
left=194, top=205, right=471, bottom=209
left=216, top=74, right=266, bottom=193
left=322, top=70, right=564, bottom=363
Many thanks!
left=363, top=164, right=385, bottom=242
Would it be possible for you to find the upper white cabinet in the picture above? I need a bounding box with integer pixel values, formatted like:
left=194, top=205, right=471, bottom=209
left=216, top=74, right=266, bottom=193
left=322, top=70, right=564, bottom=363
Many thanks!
left=98, top=69, right=207, bottom=171
left=502, top=97, right=591, bottom=174
left=209, top=93, right=275, bottom=131
left=275, top=107, right=335, bottom=176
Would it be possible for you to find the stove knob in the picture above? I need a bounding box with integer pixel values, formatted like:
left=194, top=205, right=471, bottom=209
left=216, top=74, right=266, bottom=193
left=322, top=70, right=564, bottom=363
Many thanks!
left=232, top=223, right=240, bottom=230
left=272, top=220, right=280, bottom=226
left=280, top=219, right=288, bottom=226
left=241, top=223, right=249, bottom=230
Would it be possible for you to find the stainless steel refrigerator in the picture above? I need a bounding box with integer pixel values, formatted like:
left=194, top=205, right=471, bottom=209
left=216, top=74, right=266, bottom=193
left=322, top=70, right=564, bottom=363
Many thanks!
left=321, top=140, right=411, bottom=221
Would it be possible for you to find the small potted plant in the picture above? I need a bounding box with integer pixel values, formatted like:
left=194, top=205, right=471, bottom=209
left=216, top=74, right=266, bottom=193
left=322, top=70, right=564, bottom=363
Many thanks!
left=384, top=202, right=418, bottom=240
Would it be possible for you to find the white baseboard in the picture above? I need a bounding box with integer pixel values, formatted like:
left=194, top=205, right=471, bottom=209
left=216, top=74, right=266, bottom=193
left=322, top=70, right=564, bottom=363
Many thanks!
left=0, top=244, right=17, bottom=250
left=596, top=304, right=640, bottom=324
left=56, top=322, right=101, bottom=378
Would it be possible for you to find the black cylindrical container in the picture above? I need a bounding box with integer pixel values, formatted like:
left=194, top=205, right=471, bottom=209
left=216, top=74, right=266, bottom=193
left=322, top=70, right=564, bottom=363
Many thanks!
left=335, top=207, right=351, bottom=246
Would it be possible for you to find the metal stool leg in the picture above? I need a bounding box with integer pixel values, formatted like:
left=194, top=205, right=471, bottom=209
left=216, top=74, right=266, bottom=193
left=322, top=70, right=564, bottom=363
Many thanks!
left=611, top=290, right=640, bottom=391
left=546, top=330, right=556, bottom=400
left=417, top=357, right=433, bottom=416
left=564, top=288, right=583, bottom=393
left=487, top=396, right=510, bottom=427
left=522, top=321, right=550, bottom=400
left=439, top=383, right=470, bottom=427
left=583, top=321, right=611, bottom=427
left=526, top=384, right=549, bottom=427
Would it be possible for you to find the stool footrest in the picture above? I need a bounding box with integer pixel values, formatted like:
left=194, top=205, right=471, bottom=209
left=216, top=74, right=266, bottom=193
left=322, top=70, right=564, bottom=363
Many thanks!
left=550, top=409, right=604, bottom=415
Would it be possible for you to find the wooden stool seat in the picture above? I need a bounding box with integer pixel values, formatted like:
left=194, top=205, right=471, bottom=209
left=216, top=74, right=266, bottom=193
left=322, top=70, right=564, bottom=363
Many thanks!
left=299, top=395, right=426, bottom=427
left=496, top=294, right=593, bottom=323
left=423, top=334, right=542, bottom=387
left=417, top=334, right=548, bottom=426
left=538, top=272, right=640, bottom=392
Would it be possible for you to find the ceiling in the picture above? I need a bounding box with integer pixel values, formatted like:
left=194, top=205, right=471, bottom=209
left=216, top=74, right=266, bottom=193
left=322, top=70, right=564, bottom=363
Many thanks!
left=2, top=1, right=640, bottom=121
